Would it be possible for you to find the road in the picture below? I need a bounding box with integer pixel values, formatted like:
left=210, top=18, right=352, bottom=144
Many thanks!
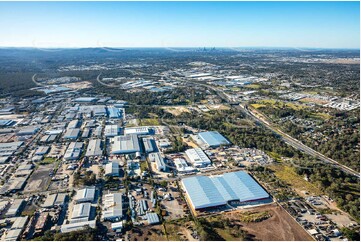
left=190, top=80, right=359, bottom=178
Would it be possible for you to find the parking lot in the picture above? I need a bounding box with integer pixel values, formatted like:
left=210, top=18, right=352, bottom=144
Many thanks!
left=24, top=163, right=57, bottom=193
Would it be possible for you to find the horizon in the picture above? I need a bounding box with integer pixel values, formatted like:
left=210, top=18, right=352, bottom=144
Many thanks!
left=0, top=1, right=359, bottom=49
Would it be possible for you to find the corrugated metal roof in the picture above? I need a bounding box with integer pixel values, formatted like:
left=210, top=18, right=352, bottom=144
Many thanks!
left=198, top=131, right=230, bottom=147
left=182, top=171, right=269, bottom=209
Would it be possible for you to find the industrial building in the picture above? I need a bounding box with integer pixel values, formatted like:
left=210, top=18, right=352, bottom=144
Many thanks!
left=102, top=193, right=124, bottom=221
left=42, top=193, right=67, bottom=208
left=67, top=120, right=80, bottom=129
left=185, top=148, right=211, bottom=167
left=61, top=220, right=96, bottom=233
left=149, top=152, right=166, bottom=171
left=5, top=199, right=25, bottom=217
left=110, top=134, right=141, bottom=154
left=146, top=212, right=160, bottom=225
left=0, top=141, right=23, bottom=157
left=81, top=128, right=90, bottom=138
left=63, top=128, right=80, bottom=140
left=124, top=127, right=149, bottom=135
left=105, top=124, right=120, bottom=137
left=70, top=203, right=91, bottom=223
left=34, top=146, right=49, bottom=156
left=105, top=162, right=120, bottom=177
left=64, top=142, right=83, bottom=160
left=85, top=139, right=102, bottom=157
left=181, top=171, right=270, bottom=211
left=16, top=126, right=40, bottom=136
left=107, top=107, right=122, bottom=119
left=198, top=131, right=231, bottom=147
left=173, top=158, right=196, bottom=173
left=74, top=97, right=98, bottom=103
left=74, top=187, right=95, bottom=203
left=39, top=134, right=57, bottom=143
left=142, top=138, right=155, bottom=153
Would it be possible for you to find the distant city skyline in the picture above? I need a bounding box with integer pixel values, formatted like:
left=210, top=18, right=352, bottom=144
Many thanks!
left=0, top=1, right=359, bottom=49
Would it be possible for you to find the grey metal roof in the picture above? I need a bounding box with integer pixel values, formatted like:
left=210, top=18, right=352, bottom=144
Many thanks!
left=198, top=131, right=231, bottom=147
left=182, top=171, right=269, bottom=209
left=86, top=139, right=102, bottom=157
left=111, top=134, right=140, bottom=154
left=146, top=212, right=160, bottom=225
left=71, top=203, right=91, bottom=219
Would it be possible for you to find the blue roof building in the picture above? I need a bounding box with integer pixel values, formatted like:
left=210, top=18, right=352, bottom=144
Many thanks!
left=198, top=131, right=231, bottom=147
left=182, top=171, right=269, bottom=210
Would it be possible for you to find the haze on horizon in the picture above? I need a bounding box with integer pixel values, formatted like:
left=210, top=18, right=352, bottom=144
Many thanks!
left=0, top=1, right=359, bottom=49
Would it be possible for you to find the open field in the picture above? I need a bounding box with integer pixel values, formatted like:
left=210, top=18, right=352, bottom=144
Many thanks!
left=269, top=163, right=322, bottom=196
left=204, top=204, right=313, bottom=241
left=165, top=219, right=197, bottom=241
left=162, top=106, right=191, bottom=116
left=139, top=118, right=160, bottom=126
left=128, top=225, right=167, bottom=241
left=251, top=99, right=306, bottom=110
left=299, top=97, right=329, bottom=105
left=24, top=163, right=56, bottom=192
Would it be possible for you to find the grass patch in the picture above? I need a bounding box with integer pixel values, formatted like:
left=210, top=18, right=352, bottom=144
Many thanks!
left=269, top=164, right=322, bottom=196
left=310, top=112, right=332, bottom=120
left=39, top=157, right=57, bottom=165
left=140, top=161, right=149, bottom=172
left=239, top=211, right=272, bottom=223
left=245, top=84, right=261, bottom=89
left=139, top=118, right=160, bottom=126
left=252, top=99, right=306, bottom=110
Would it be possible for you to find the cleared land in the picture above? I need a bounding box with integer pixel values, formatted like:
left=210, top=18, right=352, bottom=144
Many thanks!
left=204, top=204, right=313, bottom=241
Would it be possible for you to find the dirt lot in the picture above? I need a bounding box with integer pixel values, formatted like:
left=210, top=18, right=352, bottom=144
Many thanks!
left=24, top=163, right=56, bottom=193
left=127, top=225, right=167, bottom=241
left=208, top=204, right=313, bottom=241
left=162, top=106, right=190, bottom=116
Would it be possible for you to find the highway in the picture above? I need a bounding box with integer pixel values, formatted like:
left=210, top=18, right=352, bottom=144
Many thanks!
left=191, top=80, right=359, bottom=178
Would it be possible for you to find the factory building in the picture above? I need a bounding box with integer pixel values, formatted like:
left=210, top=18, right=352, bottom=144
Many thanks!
left=198, top=131, right=231, bottom=148
left=5, top=199, right=25, bottom=217
left=64, top=142, right=83, bottom=160
left=34, top=146, right=49, bottom=156
left=70, top=203, right=91, bottom=223
left=39, top=134, right=57, bottom=143
left=110, top=134, right=141, bottom=154
left=67, top=120, right=80, bottom=129
left=182, top=171, right=270, bottom=211
left=124, top=127, right=149, bottom=135
left=85, top=139, right=102, bottom=157
left=185, top=148, right=211, bottom=167
left=173, top=158, right=196, bottom=174
left=61, top=220, right=96, bottom=233
left=73, top=97, right=98, bottom=103
left=16, top=126, right=40, bottom=136
left=74, top=187, right=95, bottom=204
left=0, top=141, right=23, bottom=157
left=107, top=107, right=122, bottom=119
left=63, top=128, right=80, bottom=140
left=105, top=162, right=120, bottom=177
left=142, top=138, right=155, bottom=153
left=102, top=193, right=124, bottom=221
left=149, top=153, right=166, bottom=172
left=105, top=125, right=120, bottom=137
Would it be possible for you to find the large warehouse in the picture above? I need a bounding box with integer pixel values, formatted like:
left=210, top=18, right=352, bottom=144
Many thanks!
left=198, top=131, right=231, bottom=147
left=182, top=171, right=270, bottom=210
left=185, top=148, right=211, bottom=167
left=110, top=134, right=141, bottom=154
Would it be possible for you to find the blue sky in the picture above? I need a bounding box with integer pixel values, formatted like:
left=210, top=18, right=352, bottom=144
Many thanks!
left=0, top=1, right=359, bottom=48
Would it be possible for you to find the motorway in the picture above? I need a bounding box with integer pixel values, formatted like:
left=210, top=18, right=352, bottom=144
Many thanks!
left=191, top=80, right=360, bottom=178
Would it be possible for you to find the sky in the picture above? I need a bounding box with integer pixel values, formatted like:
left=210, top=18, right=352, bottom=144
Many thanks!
left=0, top=1, right=359, bottom=49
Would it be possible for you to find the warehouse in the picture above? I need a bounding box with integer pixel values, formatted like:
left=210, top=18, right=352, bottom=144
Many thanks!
left=67, top=120, right=80, bottom=129
left=142, top=138, right=155, bottom=153
left=74, top=97, right=98, bottom=103
left=16, top=126, right=40, bottom=136
left=74, top=187, right=95, bottom=203
left=102, top=193, right=124, bottom=221
left=0, top=141, right=23, bottom=157
left=40, top=134, right=57, bottom=143
left=110, top=134, right=140, bottom=154
left=105, top=162, right=120, bottom=177
left=105, top=124, right=120, bottom=137
left=81, top=128, right=90, bottom=138
left=124, top=127, right=149, bottom=135
left=5, top=199, right=25, bottom=217
left=107, top=107, right=122, bottom=119
left=71, top=203, right=91, bottom=223
left=61, top=220, right=96, bottom=233
left=185, top=148, right=211, bottom=167
left=149, top=152, right=166, bottom=172
left=173, top=158, right=196, bottom=174
left=34, top=146, right=49, bottom=155
left=64, top=142, right=83, bottom=160
left=79, top=105, right=107, bottom=117
left=63, top=128, right=80, bottom=140
left=198, top=131, right=231, bottom=148
left=85, top=139, right=102, bottom=157
left=181, top=171, right=270, bottom=211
